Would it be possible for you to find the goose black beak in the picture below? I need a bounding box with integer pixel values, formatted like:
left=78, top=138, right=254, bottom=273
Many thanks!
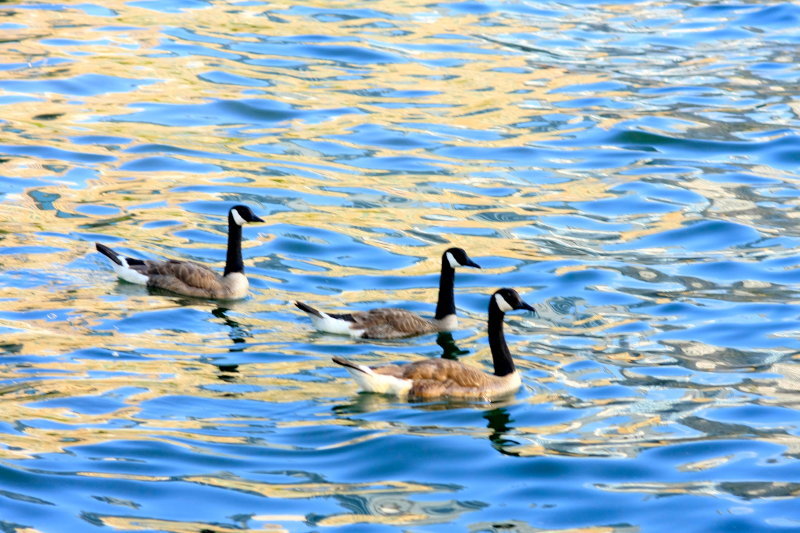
left=251, top=215, right=265, bottom=223
left=517, top=301, right=536, bottom=314
left=465, top=259, right=481, bottom=269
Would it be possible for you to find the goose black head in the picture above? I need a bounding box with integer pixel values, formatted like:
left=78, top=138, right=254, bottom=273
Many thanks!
left=492, top=288, right=535, bottom=314
left=230, top=205, right=265, bottom=226
left=444, top=247, right=481, bottom=269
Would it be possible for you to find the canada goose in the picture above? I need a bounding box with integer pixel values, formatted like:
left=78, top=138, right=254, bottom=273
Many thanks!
left=95, top=204, right=264, bottom=300
left=295, top=247, right=480, bottom=339
left=332, top=287, right=534, bottom=400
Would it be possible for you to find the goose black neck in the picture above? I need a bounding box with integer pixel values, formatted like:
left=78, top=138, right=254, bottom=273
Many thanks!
left=488, top=303, right=515, bottom=377
left=224, top=217, right=244, bottom=276
left=434, top=256, right=456, bottom=320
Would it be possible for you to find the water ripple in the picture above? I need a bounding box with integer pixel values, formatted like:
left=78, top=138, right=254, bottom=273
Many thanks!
left=1, top=0, right=800, bottom=531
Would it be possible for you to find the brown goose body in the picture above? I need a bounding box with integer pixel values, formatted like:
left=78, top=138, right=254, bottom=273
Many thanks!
left=344, top=308, right=442, bottom=338
left=295, top=247, right=480, bottom=339
left=295, top=303, right=444, bottom=339
left=95, top=205, right=263, bottom=300
left=333, top=288, right=534, bottom=400
left=334, top=356, right=521, bottom=400
left=98, top=251, right=250, bottom=299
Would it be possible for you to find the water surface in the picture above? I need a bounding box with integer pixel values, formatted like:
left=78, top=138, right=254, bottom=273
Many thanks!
left=1, top=0, right=800, bottom=531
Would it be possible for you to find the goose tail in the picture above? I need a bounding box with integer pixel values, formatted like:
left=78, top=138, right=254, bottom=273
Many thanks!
left=332, top=356, right=371, bottom=374
left=295, top=301, right=323, bottom=318
left=95, top=242, right=123, bottom=266
left=95, top=243, right=149, bottom=285
left=296, top=303, right=361, bottom=336
left=333, top=356, right=411, bottom=395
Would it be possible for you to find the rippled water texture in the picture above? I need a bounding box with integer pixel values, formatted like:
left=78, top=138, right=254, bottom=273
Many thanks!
left=2, top=0, right=800, bottom=531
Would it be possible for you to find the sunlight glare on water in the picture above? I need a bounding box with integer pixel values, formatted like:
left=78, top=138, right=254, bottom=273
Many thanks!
left=1, top=0, right=800, bottom=531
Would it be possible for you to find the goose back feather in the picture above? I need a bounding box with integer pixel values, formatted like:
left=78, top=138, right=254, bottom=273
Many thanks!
left=297, top=304, right=441, bottom=339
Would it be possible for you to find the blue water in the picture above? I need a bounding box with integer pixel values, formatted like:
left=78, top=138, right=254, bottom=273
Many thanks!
left=2, top=1, right=800, bottom=531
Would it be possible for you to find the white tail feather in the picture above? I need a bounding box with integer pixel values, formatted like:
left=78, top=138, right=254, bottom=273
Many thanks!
left=308, top=313, right=364, bottom=337
left=112, top=259, right=149, bottom=285
left=341, top=365, right=412, bottom=395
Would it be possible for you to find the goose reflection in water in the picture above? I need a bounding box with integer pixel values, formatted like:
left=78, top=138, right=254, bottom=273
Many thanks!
left=484, top=407, right=523, bottom=457
left=211, top=305, right=252, bottom=348
left=197, top=306, right=253, bottom=379
left=331, top=398, right=525, bottom=460
left=436, top=332, right=469, bottom=360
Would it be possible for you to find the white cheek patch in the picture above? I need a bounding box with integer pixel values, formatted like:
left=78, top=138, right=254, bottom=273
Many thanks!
left=495, top=293, right=513, bottom=313
left=446, top=251, right=460, bottom=269
left=231, top=208, right=247, bottom=226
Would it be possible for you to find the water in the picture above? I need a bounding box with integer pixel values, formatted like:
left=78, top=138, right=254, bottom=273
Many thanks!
left=2, top=0, right=800, bottom=531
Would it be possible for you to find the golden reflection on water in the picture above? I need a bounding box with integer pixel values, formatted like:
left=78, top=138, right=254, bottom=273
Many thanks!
left=99, top=517, right=283, bottom=533
left=2, top=1, right=797, bottom=530
left=4, top=0, right=617, bottom=219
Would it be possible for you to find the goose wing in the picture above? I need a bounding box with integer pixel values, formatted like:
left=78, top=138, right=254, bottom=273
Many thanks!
left=139, top=260, right=226, bottom=295
left=387, top=359, right=502, bottom=399
left=353, top=308, right=439, bottom=339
